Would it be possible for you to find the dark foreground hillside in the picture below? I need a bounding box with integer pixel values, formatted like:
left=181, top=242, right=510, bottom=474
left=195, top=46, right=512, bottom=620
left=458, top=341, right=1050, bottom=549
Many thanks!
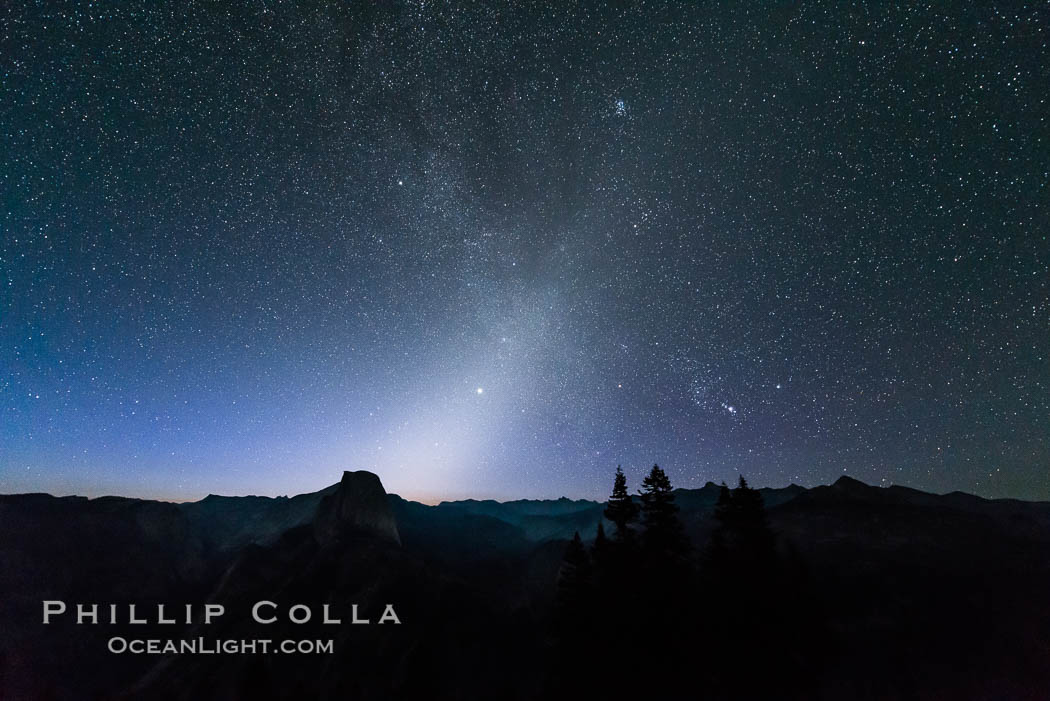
left=2, top=471, right=1049, bottom=700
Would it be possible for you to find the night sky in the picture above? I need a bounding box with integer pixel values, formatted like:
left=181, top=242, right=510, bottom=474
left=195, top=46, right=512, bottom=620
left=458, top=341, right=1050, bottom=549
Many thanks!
left=2, top=2, right=1047, bottom=502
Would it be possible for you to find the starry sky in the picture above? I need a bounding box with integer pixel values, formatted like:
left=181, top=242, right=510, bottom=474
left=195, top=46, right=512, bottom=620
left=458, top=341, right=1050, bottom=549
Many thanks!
left=2, top=2, right=1047, bottom=502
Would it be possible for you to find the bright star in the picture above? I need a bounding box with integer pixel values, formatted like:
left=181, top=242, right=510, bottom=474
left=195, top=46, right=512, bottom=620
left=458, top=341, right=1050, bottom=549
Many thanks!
left=476, top=387, right=484, bottom=395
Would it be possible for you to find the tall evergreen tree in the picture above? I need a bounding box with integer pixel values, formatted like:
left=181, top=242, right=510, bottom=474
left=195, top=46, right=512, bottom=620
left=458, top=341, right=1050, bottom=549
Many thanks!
left=713, top=481, right=735, bottom=526
left=706, top=481, right=733, bottom=565
left=556, top=531, right=591, bottom=612
left=603, top=466, right=639, bottom=542
left=703, top=476, right=787, bottom=698
left=592, top=521, right=609, bottom=561
left=638, top=464, right=688, bottom=556
left=707, top=475, right=776, bottom=574
left=550, top=531, right=595, bottom=696
left=731, top=476, right=775, bottom=561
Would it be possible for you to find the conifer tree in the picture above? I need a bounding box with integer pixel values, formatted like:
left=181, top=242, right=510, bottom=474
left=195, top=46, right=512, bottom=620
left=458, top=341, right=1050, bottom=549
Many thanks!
left=603, top=466, right=639, bottom=542
left=708, top=476, right=776, bottom=573
left=592, top=521, right=609, bottom=561
left=706, top=481, right=733, bottom=566
left=732, top=476, right=775, bottom=562
left=713, top=481, right=735, bottom=526
left=704, top=477, right=784, bottom=698
left=556, top=531, right=591, bottom=611
left=638, top=464, right=688, bottom=555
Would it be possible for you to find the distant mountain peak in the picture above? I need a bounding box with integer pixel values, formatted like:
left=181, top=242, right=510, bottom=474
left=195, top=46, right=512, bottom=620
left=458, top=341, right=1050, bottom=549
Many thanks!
left=314, top=470, right=401, bottom=545
left=832, top=475, right=870, bottom=490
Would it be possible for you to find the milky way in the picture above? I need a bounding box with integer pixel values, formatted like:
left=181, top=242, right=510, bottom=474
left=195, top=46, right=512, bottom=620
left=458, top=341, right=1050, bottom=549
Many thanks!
left=2, top=3, right=1047, bottom=501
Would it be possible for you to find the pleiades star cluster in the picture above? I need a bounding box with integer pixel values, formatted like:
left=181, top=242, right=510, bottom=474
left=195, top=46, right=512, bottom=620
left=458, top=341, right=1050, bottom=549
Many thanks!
left=2, top=2, right=1046, bottom=501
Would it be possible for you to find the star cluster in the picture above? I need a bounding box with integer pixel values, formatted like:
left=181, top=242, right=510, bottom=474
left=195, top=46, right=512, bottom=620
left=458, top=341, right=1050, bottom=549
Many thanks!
left=2, top=2, right=1047, bottom=501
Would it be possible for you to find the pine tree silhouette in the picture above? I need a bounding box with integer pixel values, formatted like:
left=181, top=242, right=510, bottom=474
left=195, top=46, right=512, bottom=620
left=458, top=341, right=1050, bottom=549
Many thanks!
left=603, top=465, right=639, bottom=543
left=713, top=480, right=734, bottom=526
left=707, top=476, right=777, bottom=583
left=550, top=532, right=596, bottom=697
left=554, top=531, right=592, bottom=639
left=703, top=476, right=808, bottom=699
left=638, top=464, right=689, bottom=556
left=592, top=521, right=609, bottom=563
left=558, top=530, right=589, bottom=587
left=705, top=481, right=733, bottom=568
left=712, top=476, right=775, bottom=568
